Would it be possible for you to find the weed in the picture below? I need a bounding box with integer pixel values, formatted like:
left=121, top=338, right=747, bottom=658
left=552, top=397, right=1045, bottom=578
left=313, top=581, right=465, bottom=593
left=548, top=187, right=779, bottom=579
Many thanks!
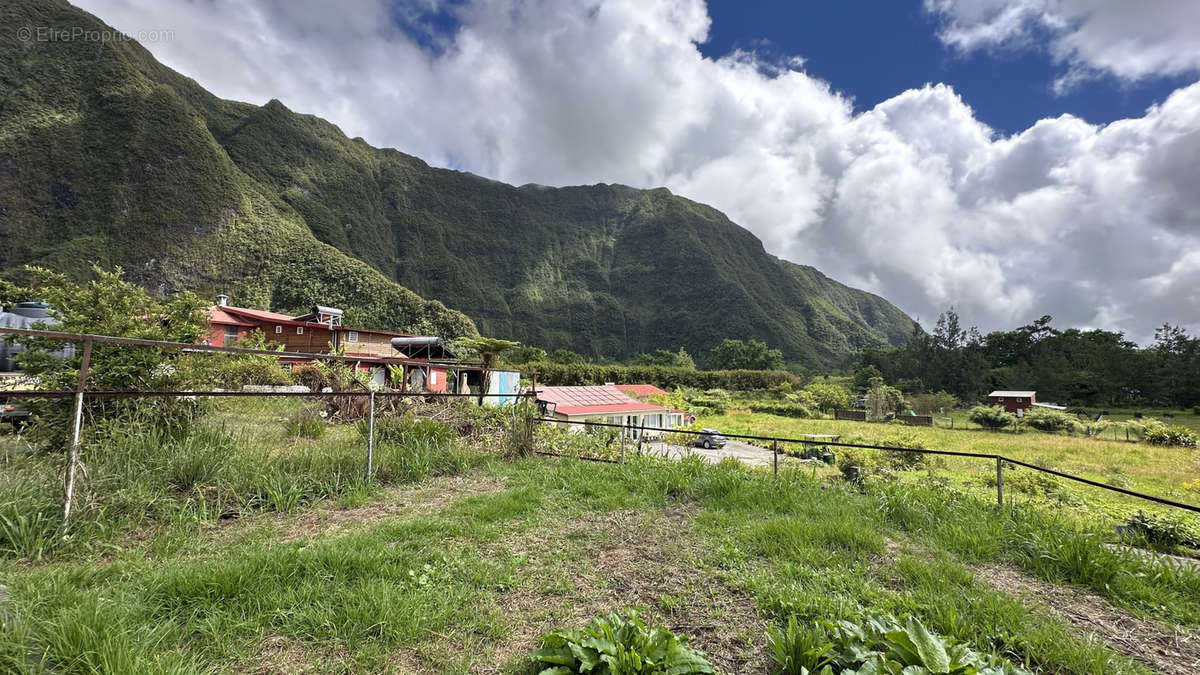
left=529, top=610, right=715, bottom=674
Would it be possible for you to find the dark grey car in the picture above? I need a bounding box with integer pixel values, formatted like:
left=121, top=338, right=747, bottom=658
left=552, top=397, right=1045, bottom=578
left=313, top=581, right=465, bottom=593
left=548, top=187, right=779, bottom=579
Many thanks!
left=694, top=428, right=727, bottom=449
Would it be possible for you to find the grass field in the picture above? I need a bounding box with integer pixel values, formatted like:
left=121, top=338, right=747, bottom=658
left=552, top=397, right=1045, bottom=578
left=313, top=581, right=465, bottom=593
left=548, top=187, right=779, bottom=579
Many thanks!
left=698, top=412, right=1200, bottom=532
left=3, top=399, right=1200, bottom=673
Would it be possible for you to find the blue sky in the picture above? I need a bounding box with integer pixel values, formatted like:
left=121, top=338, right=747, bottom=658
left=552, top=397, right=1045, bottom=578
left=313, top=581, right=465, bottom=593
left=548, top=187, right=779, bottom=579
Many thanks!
left=701, top=1, right=1191, bottom=134
left=79, top=0, right=1200, bottom=341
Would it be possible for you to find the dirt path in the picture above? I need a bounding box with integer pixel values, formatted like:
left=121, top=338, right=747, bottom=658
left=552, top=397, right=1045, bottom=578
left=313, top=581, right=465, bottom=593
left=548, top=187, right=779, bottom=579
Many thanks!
left=978, top=564, right=1200, bottom=675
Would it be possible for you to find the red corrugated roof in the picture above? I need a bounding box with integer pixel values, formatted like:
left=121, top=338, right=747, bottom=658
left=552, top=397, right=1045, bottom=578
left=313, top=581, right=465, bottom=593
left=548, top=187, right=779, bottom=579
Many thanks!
left=207, top=308, right=258, bottom=327
left=538, top=385, right=668, bottom=416
left=616, top=384, right=669, bottom=398
left=211, top=305, right=414, bottom=337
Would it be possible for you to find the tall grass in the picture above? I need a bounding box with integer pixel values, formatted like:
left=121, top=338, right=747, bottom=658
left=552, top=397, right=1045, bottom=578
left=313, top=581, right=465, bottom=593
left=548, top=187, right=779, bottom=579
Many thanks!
left=0, top=400, right=494, bottom=561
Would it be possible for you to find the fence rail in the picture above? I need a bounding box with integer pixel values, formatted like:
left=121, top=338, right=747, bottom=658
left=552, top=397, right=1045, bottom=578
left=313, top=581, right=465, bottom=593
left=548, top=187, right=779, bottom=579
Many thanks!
left=532, top=417, right=1200, bottom=515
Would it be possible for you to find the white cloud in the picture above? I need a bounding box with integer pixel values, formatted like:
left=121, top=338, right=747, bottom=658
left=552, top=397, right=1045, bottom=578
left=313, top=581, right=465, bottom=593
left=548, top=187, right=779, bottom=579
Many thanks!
left=73, top=0, right=1200, bottom=343
left=926, top=0, right=1200, bottom=92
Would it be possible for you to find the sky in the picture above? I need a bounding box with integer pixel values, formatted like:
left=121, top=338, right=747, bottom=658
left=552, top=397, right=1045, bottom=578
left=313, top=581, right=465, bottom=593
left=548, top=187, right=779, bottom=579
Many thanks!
left=74, top=0, right=1200, bottom=344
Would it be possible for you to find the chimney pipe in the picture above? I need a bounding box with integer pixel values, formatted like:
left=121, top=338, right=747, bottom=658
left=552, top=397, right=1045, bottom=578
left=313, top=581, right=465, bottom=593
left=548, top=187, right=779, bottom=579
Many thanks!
left=216, top=294, right=228, bottom=307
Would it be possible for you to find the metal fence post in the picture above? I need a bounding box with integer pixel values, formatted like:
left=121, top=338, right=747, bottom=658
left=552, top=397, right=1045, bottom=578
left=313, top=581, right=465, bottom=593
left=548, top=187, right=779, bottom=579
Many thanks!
left=366, top=390, right=376, bottom=480
left=637, top=420, right=644, bottom=456
left=620, top=421, right=626, bottom=464
left=995, top=457, right=1004, bottom=507
left=772, top=440, right=778, bottom=477
left=62, top=337, right=93, bottom=531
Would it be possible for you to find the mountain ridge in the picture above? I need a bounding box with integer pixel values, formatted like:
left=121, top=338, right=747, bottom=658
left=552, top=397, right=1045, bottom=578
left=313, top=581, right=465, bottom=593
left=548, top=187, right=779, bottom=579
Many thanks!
left=0, top=0, right=917, bottom=367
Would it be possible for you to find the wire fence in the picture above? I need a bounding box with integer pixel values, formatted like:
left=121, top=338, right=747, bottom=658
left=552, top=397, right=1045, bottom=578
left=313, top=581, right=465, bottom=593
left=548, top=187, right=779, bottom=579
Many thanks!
left=530, top=417, right=1200, bottom=516
left=1, top=324, right=1196, bottom=552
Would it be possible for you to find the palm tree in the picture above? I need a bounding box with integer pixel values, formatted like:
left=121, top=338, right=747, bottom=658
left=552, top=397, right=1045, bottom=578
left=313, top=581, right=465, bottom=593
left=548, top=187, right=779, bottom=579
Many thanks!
left=451, top=337, right=519, bottom=404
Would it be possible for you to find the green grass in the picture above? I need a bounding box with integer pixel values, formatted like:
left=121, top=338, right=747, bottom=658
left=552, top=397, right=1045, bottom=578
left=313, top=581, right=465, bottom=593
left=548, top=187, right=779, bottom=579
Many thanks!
left=4, top=453, right=1183, bottom=673
left=699, top=411, right=1200, bottom=528
left=3, top=399, right=1198, bottom=672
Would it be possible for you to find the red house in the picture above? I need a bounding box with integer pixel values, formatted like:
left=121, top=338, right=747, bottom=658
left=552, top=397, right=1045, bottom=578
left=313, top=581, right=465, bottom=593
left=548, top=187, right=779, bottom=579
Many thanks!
left=988, top=390, right=1036, bottom=415
left=204, top=296, right=415, bottom=387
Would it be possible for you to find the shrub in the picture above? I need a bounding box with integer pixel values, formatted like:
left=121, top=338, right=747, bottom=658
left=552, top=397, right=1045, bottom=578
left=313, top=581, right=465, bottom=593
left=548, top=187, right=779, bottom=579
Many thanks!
left=767, top=614, right=1030, bottom=675
left=529, top=610, right=715, bottom=674
left=1022, top=407, right=1078, bottom=433
left=748, top=401, right=814, bottom=418
left=968, top=405, right=1016, bottom=430
left=1123, top=511, right=1200, bottom=549
left=1144, top=423, right=1197, bottom=448
left=877, top=431, right=928, bottom=471
left=531, top=362, right=798, bottom=391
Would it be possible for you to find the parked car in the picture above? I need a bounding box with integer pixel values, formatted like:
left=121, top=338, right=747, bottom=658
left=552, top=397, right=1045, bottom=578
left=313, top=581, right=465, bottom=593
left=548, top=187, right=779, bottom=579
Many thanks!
left=693, top=428, right=727, bottom=449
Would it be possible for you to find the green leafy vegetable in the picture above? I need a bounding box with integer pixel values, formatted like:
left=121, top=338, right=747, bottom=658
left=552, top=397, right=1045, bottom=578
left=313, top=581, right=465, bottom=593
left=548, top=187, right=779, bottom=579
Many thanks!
left=528, top=610, right=715, bottom=674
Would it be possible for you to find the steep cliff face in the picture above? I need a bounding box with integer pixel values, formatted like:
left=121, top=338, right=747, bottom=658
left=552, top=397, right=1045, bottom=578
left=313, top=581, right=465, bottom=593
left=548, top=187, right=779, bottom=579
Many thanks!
left=0, top=0, right=916, bottom=365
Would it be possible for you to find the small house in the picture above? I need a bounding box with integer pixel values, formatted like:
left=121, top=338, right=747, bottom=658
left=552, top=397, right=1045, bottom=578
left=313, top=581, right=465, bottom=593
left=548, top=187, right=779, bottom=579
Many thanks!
left=536, top=385, right=679, bottom=438
left=988, top=390, right=1036, bottom=415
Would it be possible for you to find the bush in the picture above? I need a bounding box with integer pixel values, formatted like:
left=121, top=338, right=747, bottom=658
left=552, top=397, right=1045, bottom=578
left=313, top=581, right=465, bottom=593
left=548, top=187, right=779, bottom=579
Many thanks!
left=529, top=610, right=715, bottom=674
left=968, top=405, right=1016, bottom=430
left=1144, top=423, right=1198, bottom=448
left=748, top=401, right=815, bottom=418
left=877, top=431, right=928, bottom=471
left=532, top=362, right=798, bottom=391
left=1123, top=511, right=1200, bottom=549
left=1022, top=407, right=1078, bottom=433
left=767, top=614, right=1030, bottom=675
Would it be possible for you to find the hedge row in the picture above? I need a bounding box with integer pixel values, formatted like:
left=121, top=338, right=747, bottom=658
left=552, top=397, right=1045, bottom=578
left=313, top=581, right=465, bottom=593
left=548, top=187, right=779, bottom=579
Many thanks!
left=528, top=363, right=798, bottom=390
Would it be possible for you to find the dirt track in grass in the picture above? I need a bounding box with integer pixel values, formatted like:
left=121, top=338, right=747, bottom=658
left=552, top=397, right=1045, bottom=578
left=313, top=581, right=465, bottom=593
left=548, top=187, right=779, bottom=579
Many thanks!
left=979, top=564, right=1200, bottom=675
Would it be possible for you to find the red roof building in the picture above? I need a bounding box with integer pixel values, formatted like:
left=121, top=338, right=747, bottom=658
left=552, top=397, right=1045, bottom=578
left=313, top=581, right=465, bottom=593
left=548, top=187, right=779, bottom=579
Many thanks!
left=537, top=385, right=685, bottom=438
left=616, top=384, right=670, bottom=399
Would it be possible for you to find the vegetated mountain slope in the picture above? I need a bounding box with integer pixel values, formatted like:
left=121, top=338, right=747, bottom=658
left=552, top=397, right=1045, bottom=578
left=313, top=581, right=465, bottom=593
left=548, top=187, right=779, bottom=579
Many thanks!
left=1, top=0, right=916, bottom=366
left=0, top=0, right=476, bottom=338
left=222, top=107, right=915, bottom=365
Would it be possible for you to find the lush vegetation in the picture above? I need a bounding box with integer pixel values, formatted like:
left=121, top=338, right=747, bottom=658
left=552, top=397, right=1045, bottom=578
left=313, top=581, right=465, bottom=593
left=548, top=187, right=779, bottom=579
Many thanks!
left=529, top=362, right=798, bottom=390
left=529, top=611, right=714, bottom=674
left=1, top=0, right=914, bottom=367
left=3, top=406, right=1193, bottom=672
left=860, top=311, right=1200, bottom=408
left=767, top=614, right=1029, bottom=675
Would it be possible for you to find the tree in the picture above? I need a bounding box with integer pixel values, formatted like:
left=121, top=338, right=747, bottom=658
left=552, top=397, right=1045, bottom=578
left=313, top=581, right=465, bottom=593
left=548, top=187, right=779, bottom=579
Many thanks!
left=705, top=339, right=783, bottom=371
left=632, top=348, right=695, bottom=369
left=547, top=348, right=587, bottom=365
left=865, top=377, right=907, bottom=420
left=15, top=266, right=207, bottom=447
left=804, top=381, right=851, bottom=412
left=852, top=364, right=883, bottom=391
left=450, top=336, right=520, bottom=403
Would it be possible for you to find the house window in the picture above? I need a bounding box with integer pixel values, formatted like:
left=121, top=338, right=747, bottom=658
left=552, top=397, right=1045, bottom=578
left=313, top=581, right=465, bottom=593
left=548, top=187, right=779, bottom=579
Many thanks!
left=296, top=326, right=304, bottom=335
left=346, top=331, right=359, bottom=343
left=223, top=325, right=238, bottom=343
left=275, top=325, right=283, bottom=334
left=280, top=363, right=292, bottom=372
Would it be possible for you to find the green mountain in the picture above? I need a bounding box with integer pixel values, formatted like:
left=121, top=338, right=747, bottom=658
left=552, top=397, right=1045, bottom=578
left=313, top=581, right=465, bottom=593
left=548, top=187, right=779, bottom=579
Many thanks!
left=0, top=0, right=917, bottom=367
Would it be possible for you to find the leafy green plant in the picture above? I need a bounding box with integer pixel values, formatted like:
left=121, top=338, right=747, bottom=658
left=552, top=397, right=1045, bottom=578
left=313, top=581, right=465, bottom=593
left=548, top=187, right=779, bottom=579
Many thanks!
left=1143, top=423, right=1197, bottom=448
left=967, top=405, right=1016, bottom=431
left=749, top=401, right=815, bottom=418
left=1123, top=510, right=1200, bottom=549
left=1021, top=408, right=1078, bottom=434
left=528, top=610, right=714, bottom=674
left=767, top=614, right=1030, bottom=675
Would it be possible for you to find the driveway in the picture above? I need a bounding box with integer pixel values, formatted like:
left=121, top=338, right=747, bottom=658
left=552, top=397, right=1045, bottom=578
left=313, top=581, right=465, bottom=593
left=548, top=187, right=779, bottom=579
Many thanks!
left=639, top=438, right=806, bottom=469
